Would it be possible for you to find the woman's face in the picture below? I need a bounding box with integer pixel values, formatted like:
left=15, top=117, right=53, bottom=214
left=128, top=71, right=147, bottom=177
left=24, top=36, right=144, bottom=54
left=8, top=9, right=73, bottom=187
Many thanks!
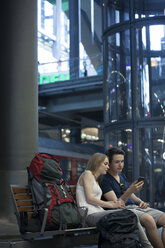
left=98, top=157, right=109, bottom=175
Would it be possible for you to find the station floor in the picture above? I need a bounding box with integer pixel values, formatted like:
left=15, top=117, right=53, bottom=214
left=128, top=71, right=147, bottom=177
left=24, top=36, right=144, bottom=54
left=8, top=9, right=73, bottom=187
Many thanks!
left=1, top=218, right=162, bottom=248
left=0, top=218, right=97, bottom=248
left=0, top=218, right=20, bottom=240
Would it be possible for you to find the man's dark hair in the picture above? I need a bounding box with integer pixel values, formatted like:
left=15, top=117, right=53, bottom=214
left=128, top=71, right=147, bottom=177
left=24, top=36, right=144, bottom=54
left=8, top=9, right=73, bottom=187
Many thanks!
left=105, top=147, right=125, bottom=163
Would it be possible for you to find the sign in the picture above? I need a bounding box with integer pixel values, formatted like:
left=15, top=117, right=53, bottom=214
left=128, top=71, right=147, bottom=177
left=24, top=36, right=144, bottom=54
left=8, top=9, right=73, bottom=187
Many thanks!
left=39, top=73, right=70, bottom=84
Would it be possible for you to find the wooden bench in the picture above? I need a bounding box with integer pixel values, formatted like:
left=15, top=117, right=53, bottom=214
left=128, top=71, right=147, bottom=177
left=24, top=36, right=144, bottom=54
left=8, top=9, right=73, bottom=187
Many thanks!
left=10, top=184, right=98, bottom=245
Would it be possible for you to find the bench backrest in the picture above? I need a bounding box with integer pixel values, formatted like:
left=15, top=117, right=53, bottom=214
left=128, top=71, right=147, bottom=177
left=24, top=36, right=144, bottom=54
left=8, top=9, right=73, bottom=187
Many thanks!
left=10, top=184, right=98, bottom=243
left=11, top=185, right=77, bottom=221
left=10, top=185, right=34, bottom=223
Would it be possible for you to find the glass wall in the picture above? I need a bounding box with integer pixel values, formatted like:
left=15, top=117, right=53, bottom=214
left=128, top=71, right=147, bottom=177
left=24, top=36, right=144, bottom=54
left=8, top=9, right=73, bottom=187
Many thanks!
left=38, top=0, right=103, bottom=84
left=38, top=0, right=70, bottom=83
left=106, top=29, right=132, bottom=123
left=103, top=0, right=165, bottom=210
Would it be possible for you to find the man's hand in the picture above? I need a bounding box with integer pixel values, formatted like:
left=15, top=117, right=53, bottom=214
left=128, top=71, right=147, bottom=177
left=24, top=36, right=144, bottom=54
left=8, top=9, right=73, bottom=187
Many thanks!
left=138, top=201, right=149, bottom=209
left=129, top=180, right=144, bottom=193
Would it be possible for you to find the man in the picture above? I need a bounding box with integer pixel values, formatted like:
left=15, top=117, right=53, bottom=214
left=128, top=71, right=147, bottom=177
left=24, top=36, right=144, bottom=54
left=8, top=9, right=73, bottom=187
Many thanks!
left=101, top=147, right=165, bottom=248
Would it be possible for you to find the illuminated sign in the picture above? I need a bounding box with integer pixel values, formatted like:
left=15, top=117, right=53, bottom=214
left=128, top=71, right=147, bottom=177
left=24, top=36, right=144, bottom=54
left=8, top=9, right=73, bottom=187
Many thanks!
left=163, top=152, right=165, bottom=161
left=39, top=70, right=85, bottom=84
left=39, top=73, right=70, bottom=84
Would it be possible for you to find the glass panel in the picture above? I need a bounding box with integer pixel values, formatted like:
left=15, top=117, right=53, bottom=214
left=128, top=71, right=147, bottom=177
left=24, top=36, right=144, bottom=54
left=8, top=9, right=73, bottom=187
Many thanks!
left=135, top=0, right=165, bottom=18
left=106, top=30, right=132, bottom=123
left=77, top=160, right=87, bottom=180
left=38, top=0, right=70, bottom=84
left=149, top=24, right=165, bottom=118
left=151, top=56, right=165, bottom=117
left=106, top=129, right=133, bottom=182
left=153, top=127, right=165, bottom=210
left=136, top=25, right=165, bottom=118
left=136, top=26, right=147, bottom=51
left=150, top=25, right=165, bottom=51
left=136, top=57, right=150, bottom=118
left=103, top=0, right=129, bottom=28
left=60, top=158, right=72, bottom=183
left=136, top=26, right=150, bottom=118
left=80, top=0, right=103, bottom=78
left=138, top=128, right=153, bottom=204
left=138, top=127, right=165, bottom=210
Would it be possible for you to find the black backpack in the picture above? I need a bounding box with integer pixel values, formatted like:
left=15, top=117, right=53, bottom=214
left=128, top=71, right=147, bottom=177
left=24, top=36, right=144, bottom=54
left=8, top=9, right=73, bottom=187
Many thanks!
left=25, top=153, right=82, bottom=232
left=97, top=209, right=144, bottom=248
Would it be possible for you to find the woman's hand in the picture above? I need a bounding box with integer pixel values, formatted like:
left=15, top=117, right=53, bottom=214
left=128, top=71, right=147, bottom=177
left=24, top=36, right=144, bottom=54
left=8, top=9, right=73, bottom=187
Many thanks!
left=107, top=200, right=126, bottom=209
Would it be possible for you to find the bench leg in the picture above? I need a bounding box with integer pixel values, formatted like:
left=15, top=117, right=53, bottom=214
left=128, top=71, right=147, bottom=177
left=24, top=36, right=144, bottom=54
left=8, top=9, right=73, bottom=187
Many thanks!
left=40, top=208, right=48, bottom=234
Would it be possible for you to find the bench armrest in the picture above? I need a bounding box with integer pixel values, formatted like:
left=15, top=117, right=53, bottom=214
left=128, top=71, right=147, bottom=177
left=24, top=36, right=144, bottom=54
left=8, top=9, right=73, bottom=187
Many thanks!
left=78, top=206, right=88, bottom=227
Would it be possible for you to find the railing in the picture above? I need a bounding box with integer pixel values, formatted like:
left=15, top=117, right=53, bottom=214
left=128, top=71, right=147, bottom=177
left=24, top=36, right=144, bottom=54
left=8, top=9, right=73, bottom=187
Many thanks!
left=38, top=53, right=103, bottom=85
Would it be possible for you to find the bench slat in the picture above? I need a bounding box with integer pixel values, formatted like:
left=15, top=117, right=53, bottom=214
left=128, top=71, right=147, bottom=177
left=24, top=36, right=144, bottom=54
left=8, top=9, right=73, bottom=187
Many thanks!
left=16, top=200, right=33, bottom=207
left=17, top=206, right=33, bottom=212
left=14, top=194, right=32, bottom=200
left=12, top=187, right=29, bottom=193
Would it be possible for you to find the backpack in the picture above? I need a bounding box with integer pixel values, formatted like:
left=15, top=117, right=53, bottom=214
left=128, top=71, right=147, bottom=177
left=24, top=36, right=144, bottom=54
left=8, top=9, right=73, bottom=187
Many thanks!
left=96, top=209, right=144, bottom=248
left=26, top=153, right=82, bottom=232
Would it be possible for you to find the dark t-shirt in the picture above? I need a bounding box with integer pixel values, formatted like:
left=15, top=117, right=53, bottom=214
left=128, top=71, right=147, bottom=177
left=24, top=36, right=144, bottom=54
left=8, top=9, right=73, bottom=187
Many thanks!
left=101, top=172, right=134, bottom=205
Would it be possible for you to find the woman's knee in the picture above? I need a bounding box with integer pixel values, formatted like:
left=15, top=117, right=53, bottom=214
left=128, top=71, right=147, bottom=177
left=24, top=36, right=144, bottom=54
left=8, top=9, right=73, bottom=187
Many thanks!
left=140, top=213, right=156, bottom=229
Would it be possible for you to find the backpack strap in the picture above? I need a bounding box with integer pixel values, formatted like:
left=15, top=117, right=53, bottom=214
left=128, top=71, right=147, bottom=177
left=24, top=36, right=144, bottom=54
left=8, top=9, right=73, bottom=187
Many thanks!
left=27, top=167, right=42, bottom=214
left=50, top=184, right=66, bottom=230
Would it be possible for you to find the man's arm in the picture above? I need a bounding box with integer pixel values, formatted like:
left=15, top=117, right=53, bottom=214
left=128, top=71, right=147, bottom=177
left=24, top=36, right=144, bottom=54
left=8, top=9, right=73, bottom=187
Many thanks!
left=104, top=181, right=144, bottom=204
left=103, top=190, right=125, bottom=207
left=122, top=180, right=145, bottom=200
left=104, top=190, right=118, bottom=201
left=104, top=186, right=134, bottom=203
left=130, top=192, right=143, bottom=204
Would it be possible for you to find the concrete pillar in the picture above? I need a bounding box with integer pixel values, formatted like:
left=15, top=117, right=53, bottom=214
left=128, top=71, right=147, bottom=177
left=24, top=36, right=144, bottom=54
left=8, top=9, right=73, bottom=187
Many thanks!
left=0, top=0, right=38, bottom=220
left=70, top=128, right=81, bottom=144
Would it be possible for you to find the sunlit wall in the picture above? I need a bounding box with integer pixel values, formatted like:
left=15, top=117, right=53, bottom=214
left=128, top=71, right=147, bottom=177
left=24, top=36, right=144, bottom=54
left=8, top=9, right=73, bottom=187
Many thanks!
left=103, top=0, right=165, bottom=210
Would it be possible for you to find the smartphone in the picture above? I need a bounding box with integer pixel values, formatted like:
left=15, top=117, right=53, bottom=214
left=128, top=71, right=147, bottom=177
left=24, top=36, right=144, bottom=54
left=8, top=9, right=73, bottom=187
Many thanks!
left=137, top=176, right=145, bottom=183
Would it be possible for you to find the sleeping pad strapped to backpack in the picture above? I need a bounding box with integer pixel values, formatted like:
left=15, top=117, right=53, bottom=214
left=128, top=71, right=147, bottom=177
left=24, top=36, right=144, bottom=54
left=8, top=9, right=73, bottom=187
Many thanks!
left=26, top=153, right=82, bottom=231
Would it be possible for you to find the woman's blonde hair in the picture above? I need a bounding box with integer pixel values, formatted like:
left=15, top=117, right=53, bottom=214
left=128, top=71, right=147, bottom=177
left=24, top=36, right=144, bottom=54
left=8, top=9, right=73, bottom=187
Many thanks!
left=87, top=153, right=108, bottom=174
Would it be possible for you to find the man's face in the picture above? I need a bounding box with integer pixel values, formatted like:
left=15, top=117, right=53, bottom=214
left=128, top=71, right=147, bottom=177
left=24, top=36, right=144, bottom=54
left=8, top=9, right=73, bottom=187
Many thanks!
left=109, top=154, right=124, bottom=174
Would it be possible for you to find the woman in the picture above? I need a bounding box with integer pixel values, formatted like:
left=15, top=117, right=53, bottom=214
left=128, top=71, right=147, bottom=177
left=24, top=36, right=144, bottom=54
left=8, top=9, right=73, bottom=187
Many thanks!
left=76, top=153, right=152, bottom=248
left=76, top=153, right=124, bottom=226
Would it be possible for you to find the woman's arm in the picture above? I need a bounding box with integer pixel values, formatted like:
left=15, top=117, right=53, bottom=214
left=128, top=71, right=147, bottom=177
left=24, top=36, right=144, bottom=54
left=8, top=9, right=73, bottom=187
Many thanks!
left=83, top=171, right=125, bottom=209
